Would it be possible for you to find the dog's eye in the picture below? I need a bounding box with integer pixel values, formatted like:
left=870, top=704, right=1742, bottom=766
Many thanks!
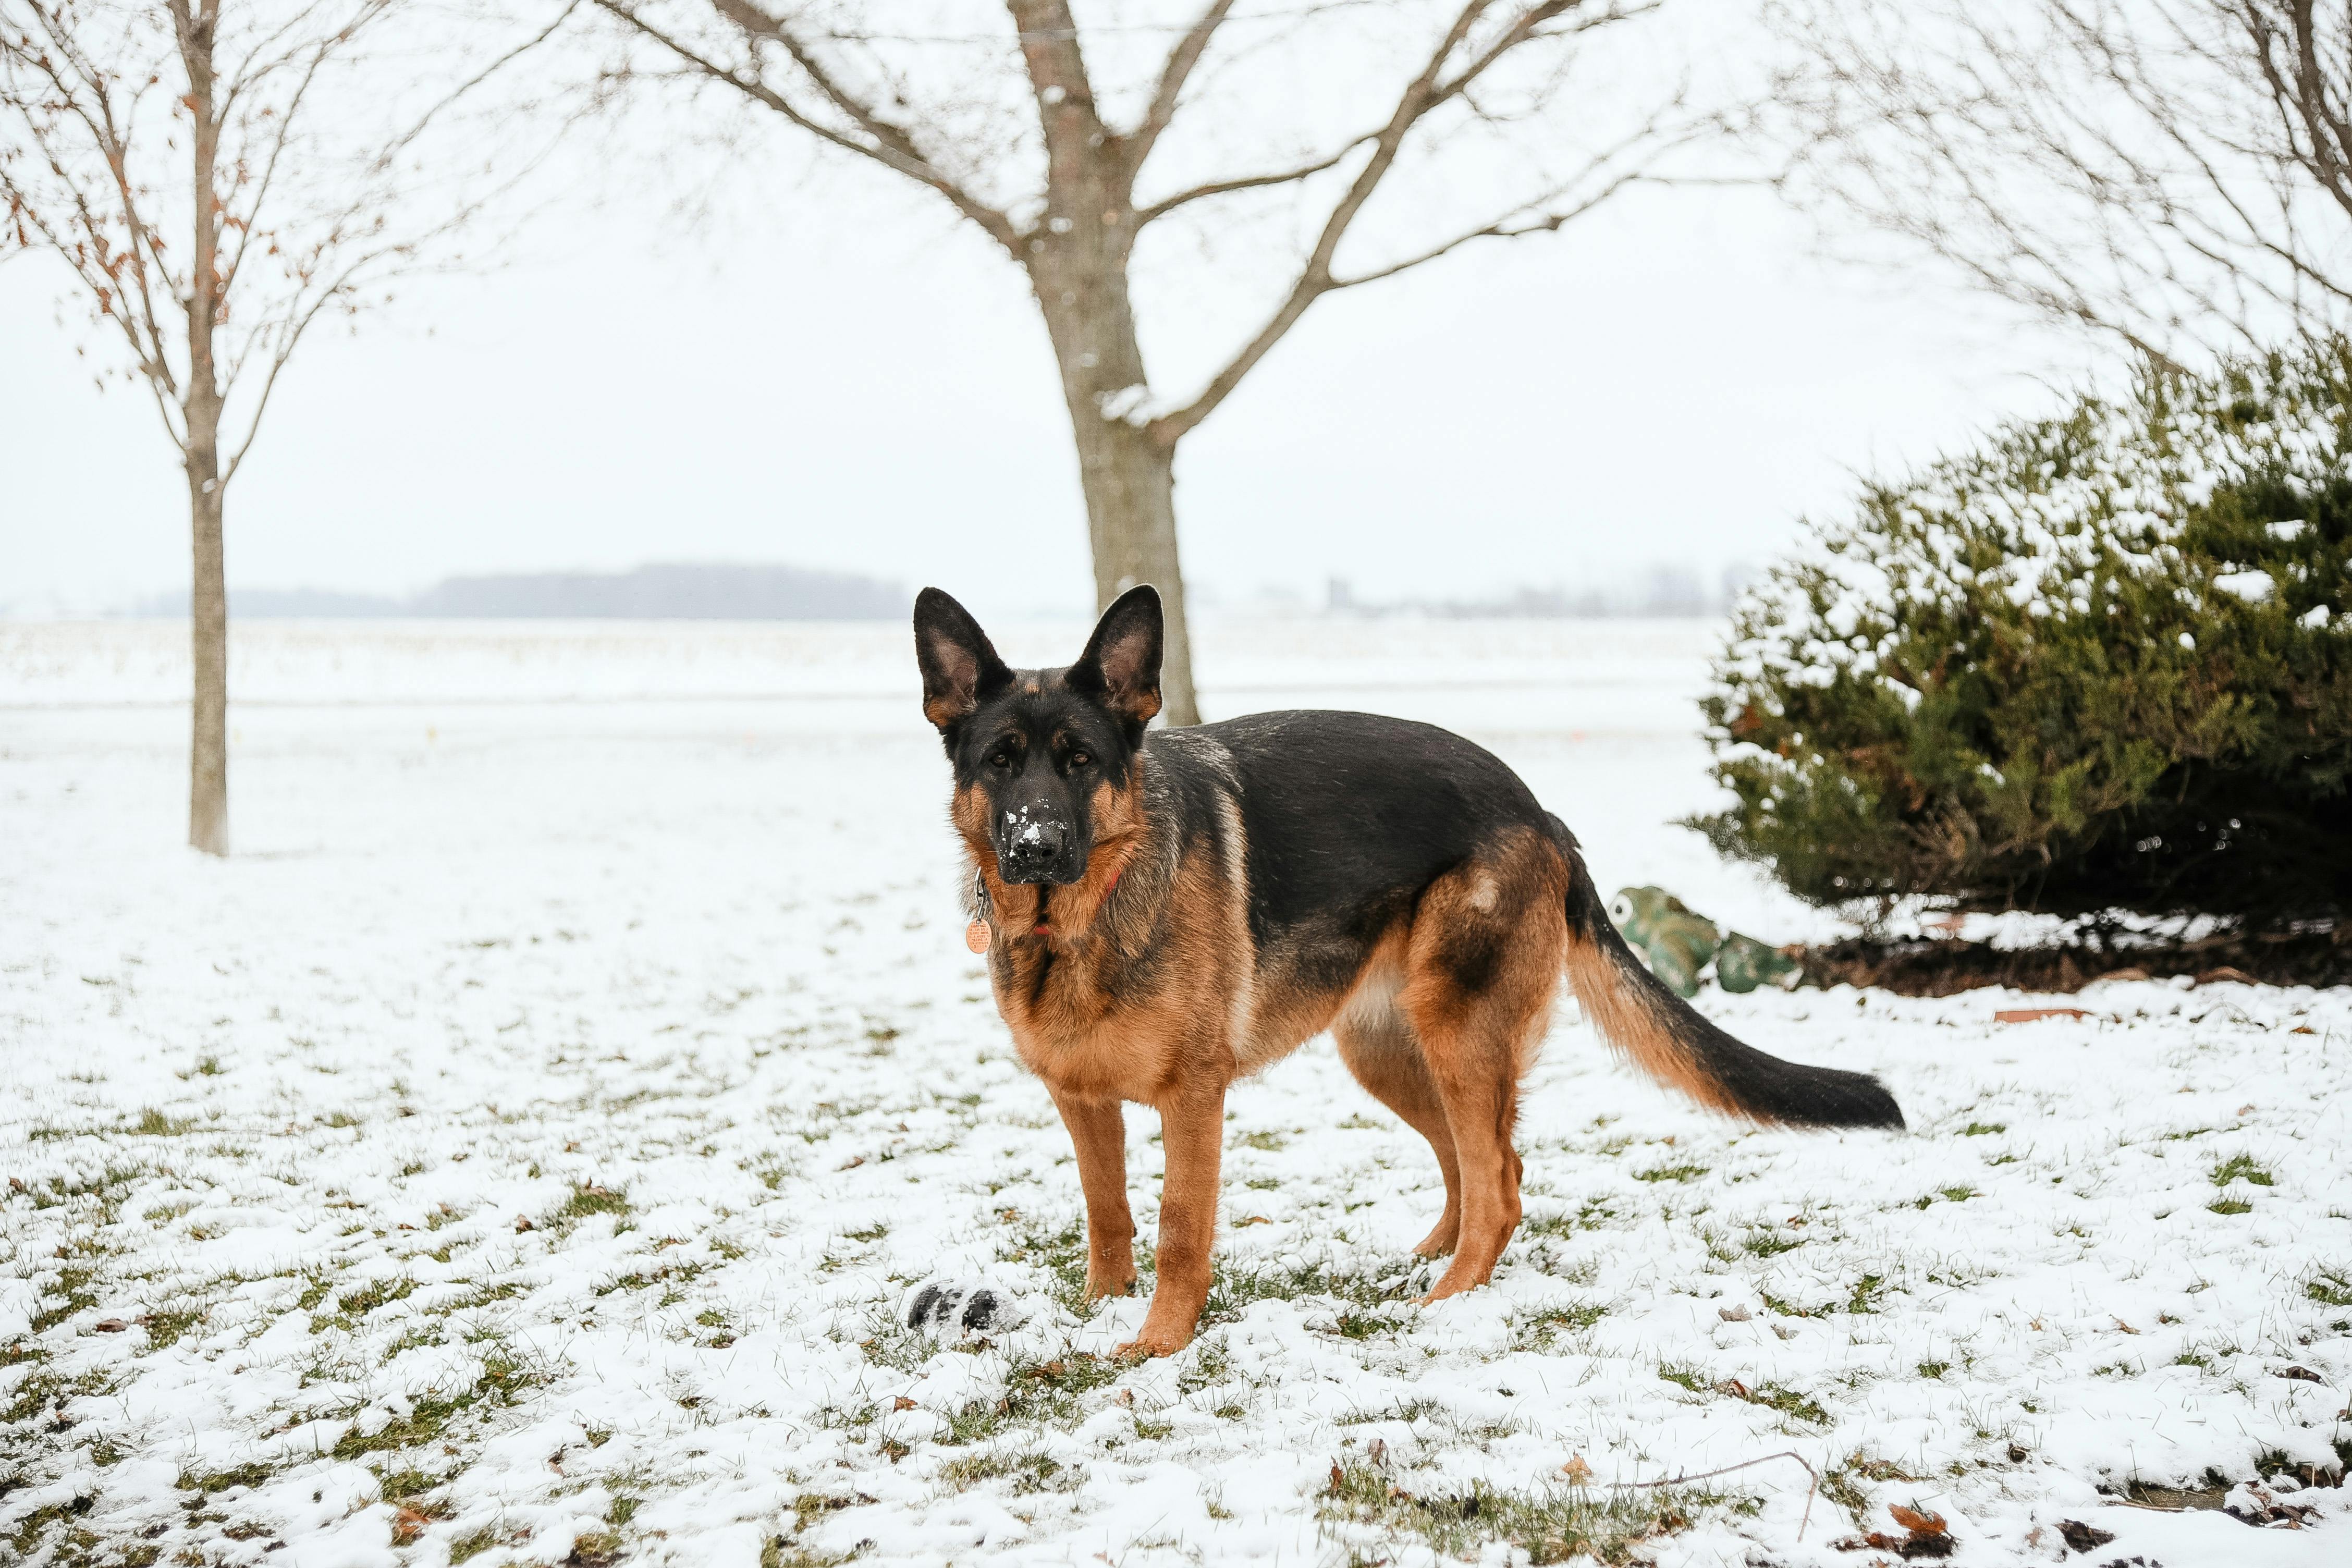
left=1068, top=751, right=1091, bottom=768
left=988, top=752, right=1011, bottom=768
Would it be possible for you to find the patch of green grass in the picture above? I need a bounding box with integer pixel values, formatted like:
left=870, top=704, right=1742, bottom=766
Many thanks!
left=1633, top=1162, right=1708, bottom=1184
left=560, top=1184, right=630, bottom=1223
left=1741, top=1228, right=1802, bottom=1258
left=1757, top=1272, right=1888, bottom=1319
left=842, top=1222, right=888, bottom=1244
left=1916, top=1360, right=1949, bottom=1379
left=567, top=1531, right=624, bottom=1566
left=592, top=1261, right=704, bottom=1301
left=939, top=1449, right=1075, bottom=1494
left=1659, top=1365, right=1826, bottom=1424
left=1320, top=1460, right=1714, bottom=1565
left=177, top=1463, right=275, bottom=1494
left=1236, top=1130, right=1289, bottom=1152
left=6, top=1500, right=100, bottom=1561
left=1175, top=1334, right=1232, bottom=1399
left=330, top=1346, right=554, bottom=1462
left=376, top=1466, right=442, bottom=1501
left=995, top=1217, right=1090, bottom=1312
left=1200, top=1256, right=1398, bottom=1327
left=1522, top=1199, right=1616, bottom=1239
left=1740, top=1381, right=1829, bottom=1424
left=2208, top=1199, right=2253, bottom=1216
left=1820, top=1452, right=1924, bottom=1523
left=29, top=1266, right=100, bottom=1334
left=1960, top=1122, right=2005, bottom=1136
left=762, top=1536, right=861, bottom=1568
left=2211, top=1155, right=2274, bottom=1187
left=3, top=1368, right=66, bottom=1426
left=1519, top=1302, right=1606, bottom=1352
left=2305, top=1268, right=2352, bottom=1308
left=448, top=1527, right=500, bottom=1563
left=941, top=1352, right=1123, bottom=1444
left=312, top=1276, right=416, bottom=1333
left=141, top=1306, right=206, bottom=1350
left=129, top=1108, right=195, bottom=1136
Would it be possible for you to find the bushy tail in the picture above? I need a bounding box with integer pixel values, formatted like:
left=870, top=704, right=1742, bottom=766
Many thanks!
left=1555, top=835, right=1904, bottom=1130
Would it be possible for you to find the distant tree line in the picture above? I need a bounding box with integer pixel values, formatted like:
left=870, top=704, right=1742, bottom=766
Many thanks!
left=132, top=562, right=909, bottom=621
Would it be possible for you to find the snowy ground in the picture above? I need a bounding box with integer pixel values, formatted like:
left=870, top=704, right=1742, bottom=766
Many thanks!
left=3, top=617, right=2348, bottom=1568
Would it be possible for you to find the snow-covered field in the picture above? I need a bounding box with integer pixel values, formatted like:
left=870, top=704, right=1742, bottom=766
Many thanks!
left=3, top=617, right=2347, bottom=1568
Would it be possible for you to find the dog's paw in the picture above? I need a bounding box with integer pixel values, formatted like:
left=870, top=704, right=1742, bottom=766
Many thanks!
left=904, top=1279, right=1028, bottom=1337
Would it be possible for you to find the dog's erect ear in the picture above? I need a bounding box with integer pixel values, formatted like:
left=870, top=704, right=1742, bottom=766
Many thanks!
left=1068, top=584, right=1163, bottom=728
left=914, top=587, right=1012, bottom=730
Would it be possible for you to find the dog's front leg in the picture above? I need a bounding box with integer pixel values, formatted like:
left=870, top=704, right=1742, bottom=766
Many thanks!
left=1121, top=1079, right=1227, bottom=1358
left=1050, top=1089, right=1137, bottom=1301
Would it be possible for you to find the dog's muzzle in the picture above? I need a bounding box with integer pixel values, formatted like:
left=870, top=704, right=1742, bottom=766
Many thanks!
left=999, top=806, right=1079, bottom=885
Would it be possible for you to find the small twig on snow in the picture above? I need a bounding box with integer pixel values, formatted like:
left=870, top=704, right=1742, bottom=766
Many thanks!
left=1609, top=1449, right=1820, bottom=1539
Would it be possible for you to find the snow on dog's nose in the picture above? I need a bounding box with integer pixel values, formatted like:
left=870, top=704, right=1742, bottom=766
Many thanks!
left=999, top=803, right=1070, bottom=883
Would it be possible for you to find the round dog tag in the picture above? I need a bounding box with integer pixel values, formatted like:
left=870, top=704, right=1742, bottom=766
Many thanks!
left=965, top=920, right=991, bottom=954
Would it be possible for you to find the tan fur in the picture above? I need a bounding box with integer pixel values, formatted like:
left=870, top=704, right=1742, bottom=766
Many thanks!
left=1561, top=911, right=1750, bottom=1119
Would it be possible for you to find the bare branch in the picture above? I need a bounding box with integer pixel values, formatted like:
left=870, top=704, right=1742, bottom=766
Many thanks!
left=1126, top=0, right=1235, bottom=176
left=1143, top=0, right=1676, bottom=447
left=1772, top=0, right=2352, bottom=359
left=1133, top=132, right=1373, bottom=226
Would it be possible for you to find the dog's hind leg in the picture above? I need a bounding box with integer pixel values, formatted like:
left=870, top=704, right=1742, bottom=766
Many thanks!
left=1333, top=1006, right=1462, bottom=1257
left=1398, top=832, right=1569, bottom=1303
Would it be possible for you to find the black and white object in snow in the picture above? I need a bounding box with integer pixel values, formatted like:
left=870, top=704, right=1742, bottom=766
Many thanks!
left=904, top=1279, right=1029, bottom=1336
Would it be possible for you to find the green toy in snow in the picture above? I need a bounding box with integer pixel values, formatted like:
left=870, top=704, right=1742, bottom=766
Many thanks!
left=1608, top=887, right=1802, bottom=998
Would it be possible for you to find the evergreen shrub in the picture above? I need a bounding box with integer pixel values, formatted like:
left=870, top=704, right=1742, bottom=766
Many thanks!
left=1694, top=344, right=2352, bottom=925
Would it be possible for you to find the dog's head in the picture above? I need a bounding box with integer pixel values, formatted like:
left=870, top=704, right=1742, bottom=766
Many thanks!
left=913, top=584, right=1163, bottom=887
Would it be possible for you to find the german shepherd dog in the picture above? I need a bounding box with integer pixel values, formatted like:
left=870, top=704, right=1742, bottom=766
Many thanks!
left=915, top=585, right=1902, bottom=1358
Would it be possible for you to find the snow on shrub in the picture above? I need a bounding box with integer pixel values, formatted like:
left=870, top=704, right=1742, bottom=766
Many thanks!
left=1694, top=343, right=2352, bottom=925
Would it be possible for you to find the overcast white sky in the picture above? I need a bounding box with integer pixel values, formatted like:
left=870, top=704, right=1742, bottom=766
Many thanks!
left=0, top=8, right=2089, bottom=621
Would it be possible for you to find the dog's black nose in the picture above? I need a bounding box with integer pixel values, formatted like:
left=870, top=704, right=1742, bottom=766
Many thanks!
left=1000, top=810, right=1068, bottom=880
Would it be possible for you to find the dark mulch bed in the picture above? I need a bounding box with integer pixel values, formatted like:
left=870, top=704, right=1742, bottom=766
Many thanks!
left=1799, top=929, right=2352, bottom=996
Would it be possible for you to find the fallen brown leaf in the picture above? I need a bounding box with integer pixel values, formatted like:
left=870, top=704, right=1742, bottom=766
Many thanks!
left=1995, top=1007, right=2092, bottom=1023
left=1888, top=1504, right=1946, bottom=1536
left=2056, top=1520, right=2114, bottom=1552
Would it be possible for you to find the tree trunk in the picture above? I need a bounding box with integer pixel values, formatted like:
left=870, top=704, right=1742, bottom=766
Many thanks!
left=1032, top=203, right=1203, bottom=724
left=1067, top=410, right=1199, bottom=727
left=186, top=451, right=229, bottom=856
left=181, top=2, right=228, bottom=855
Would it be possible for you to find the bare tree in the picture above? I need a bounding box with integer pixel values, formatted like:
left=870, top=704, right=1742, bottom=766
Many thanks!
left=1, top=0, right=567, bottom=853
left=588, top=0, right=1717, bottom=724
left=1774, top=1, right=2352, bottom=366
